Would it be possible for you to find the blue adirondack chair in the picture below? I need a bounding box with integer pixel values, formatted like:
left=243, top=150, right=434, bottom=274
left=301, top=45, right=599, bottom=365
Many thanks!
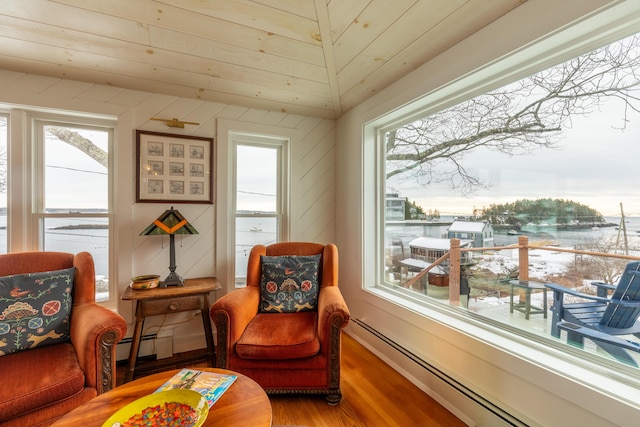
left=546, top=261, right=640, bottom=366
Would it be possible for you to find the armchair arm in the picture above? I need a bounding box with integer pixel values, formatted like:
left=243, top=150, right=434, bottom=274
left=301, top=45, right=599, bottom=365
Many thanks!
left=546, top=283, right=640, bottom=307
left=590, top=281, right=617, bottom=297
left=590, top=281, right=615, bottom=287
left=316, top=286, right=349, bottom=392
left=545, top=282, right=610, bottom=303
left=317, top=286, right=350, bottom=349
left=69, top=303, right=127, bottom=394
left=210, top=287, right=260, bottom=367
left=558, top=321, right=640, bottom=367
left=609, top=299, right=640, bottom=308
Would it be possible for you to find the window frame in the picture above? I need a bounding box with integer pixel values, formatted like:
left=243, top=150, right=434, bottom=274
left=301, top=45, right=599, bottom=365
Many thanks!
left=34, top=118, right=114, bottom=304
left=215, top=119, right=292, bottom=293
left=0, top=112, right=7, bottom=254
left=363, top=5, right=640, bottom=393
left=6, top=111, right=117, bottom=307
left=232, top=133, right=289, bottom=287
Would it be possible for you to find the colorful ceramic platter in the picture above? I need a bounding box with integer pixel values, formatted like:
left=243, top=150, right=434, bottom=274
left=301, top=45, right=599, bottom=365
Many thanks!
left=102, top=389, right=208, bottom=427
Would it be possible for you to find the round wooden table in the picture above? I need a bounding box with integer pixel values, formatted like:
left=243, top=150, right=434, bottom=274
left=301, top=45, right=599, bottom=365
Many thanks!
left=51, top=368, right=272, bottom=426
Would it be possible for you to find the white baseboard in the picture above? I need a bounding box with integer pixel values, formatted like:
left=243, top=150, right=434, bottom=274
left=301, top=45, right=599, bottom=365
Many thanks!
left=116, top=334, right=159, bottom=361
left=173, top=331, right=207, bottom=354
left=116, top=330, right=207, bottom=362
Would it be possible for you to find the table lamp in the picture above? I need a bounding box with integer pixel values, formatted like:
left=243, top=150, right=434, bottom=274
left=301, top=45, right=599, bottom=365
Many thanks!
left=140, top=206, right=198, bottom=287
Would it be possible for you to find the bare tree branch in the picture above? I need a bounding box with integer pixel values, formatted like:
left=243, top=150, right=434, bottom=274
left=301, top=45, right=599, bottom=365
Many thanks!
left=47, top=127, right=108, bottom=168
left=385, top=34, right=640, bottom=194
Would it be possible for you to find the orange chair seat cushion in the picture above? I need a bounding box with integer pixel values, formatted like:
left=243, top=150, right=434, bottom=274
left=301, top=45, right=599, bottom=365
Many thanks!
left=236, top=312, right=320, bottom=360
left=0, top=342, right=86, bottom=420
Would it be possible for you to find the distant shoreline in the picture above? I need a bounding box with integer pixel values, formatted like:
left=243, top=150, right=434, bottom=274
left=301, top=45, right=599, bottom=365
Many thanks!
left=52, top=224, right=109, bottom=230
left=387, top=220, right=618, bottom=231
left=0, top=224, right=108, bottom=230
left=492, top=222, right=618, bottom=232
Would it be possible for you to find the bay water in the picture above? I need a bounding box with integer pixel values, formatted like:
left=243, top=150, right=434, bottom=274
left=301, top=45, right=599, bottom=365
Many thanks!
left=2, top=214, right=637, bottom=280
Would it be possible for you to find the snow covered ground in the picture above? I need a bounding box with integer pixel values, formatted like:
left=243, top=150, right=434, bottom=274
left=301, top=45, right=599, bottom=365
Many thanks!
left=459, top=245, right=640, bottom=367
left=467, top=246, right=577, bottom=310
left=474, top=247, right=575, bottom=279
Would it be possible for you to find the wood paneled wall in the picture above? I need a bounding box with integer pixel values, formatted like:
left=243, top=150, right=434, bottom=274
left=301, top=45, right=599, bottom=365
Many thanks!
left=0, top=70, right=335, bottom=352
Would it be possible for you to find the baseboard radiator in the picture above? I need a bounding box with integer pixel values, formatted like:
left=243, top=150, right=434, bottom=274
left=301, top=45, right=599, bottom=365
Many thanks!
left=353, top=318, right=527, bottom=427
left=117, top=333, right=157, bottom=346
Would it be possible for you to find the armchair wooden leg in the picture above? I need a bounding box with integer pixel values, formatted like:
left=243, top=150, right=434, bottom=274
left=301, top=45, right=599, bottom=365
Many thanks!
left=326, top=390, right=342, bottom=405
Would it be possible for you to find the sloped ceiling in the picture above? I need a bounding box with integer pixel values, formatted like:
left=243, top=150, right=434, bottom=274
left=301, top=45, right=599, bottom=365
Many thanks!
left=0, top=0, right=525, bottom=119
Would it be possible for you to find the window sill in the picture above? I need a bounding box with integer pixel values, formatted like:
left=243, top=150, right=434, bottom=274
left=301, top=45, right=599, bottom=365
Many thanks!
left=363, top=285, right=640, bottom=416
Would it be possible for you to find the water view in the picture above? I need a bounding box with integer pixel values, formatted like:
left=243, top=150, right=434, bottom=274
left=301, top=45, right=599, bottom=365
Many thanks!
left=235, top=217, right=277, bottom=282
left=0, top=213, right=278, bottom=286
left=3, top=213, right=638, bottom=289
left=0, top=214, right=108, bottom=276
left=386, top=215, right=640, bottom=253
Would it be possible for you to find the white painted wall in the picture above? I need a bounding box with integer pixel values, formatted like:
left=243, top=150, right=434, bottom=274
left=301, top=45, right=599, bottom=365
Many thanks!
left=0, top=70, right=335, bottom=354
left=336, top=1, right=640, bottom=426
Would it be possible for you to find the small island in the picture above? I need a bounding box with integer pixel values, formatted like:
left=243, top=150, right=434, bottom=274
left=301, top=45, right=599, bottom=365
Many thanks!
left=52, top=224, right=108, bottom=230
left=476, top=198, right=616, bottom=231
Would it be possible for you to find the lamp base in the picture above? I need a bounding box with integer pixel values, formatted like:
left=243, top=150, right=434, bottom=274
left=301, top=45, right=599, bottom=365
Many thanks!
left=160, top=271, right=184, bottom=287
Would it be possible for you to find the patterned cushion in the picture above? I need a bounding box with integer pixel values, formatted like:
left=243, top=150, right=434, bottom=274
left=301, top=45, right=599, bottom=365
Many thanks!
left=259, top=255, right=321, bottom=313
left=0, top=268, right=75, bottom=355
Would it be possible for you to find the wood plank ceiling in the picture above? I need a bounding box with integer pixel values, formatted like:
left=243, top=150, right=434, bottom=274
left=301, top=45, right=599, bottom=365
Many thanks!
left=0, top=0, right=525, bottom=119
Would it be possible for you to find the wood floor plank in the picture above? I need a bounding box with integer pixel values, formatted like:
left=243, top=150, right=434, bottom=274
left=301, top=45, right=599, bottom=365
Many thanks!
left=268, top=333, right=466, bottom=426
left=117, top=332, right=465, bottom=426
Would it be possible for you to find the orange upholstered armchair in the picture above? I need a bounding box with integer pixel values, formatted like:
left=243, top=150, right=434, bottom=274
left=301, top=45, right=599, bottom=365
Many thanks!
left=0, top=251, right=127, bottom=426
left=210, top=242, right=350, bottom=404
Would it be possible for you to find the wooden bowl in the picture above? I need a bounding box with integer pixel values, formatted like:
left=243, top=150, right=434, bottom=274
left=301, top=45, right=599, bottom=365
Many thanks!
left=130, top=275, right=161, bottom=290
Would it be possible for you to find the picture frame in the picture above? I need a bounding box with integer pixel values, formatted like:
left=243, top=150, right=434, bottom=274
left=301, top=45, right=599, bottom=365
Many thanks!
left=136, top=130, right=214, bottom=204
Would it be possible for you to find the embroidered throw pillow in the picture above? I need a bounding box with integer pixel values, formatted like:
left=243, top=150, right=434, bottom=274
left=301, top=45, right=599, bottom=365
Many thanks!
left=259, top=254, right=321, bottom=313
left=0, top=267, right=75, bottom=356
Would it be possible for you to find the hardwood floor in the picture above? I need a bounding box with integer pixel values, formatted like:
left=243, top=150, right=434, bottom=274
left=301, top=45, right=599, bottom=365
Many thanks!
left=117, top=333, right=466, bottom=427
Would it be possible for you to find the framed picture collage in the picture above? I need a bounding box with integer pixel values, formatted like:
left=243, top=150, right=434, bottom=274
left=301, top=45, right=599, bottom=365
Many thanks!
left=136, top=130, right=214, bottom=204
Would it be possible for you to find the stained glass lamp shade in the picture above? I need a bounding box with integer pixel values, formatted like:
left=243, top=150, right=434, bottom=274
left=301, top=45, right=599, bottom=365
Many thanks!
left=139, top=207, right=198, bottom=287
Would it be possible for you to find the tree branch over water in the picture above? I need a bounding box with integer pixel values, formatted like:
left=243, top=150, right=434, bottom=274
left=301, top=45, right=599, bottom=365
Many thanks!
left=47, top=127, right=108, bottom=168
left=385, top=35, right=640, bottom=194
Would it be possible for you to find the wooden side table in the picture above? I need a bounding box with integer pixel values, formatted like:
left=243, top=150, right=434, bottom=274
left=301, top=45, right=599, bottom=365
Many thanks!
left=121, top=277, right=221, bottom=382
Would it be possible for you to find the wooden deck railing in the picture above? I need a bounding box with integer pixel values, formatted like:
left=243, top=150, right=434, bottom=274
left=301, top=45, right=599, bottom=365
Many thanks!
left=404, top=235, right=640, bottom=306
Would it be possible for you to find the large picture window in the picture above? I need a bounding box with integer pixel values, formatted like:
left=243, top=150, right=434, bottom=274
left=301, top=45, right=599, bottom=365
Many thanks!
left=373, top=31, right=640, bottom=372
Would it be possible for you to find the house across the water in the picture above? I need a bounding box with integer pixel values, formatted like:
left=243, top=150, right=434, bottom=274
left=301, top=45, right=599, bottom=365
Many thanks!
left=407, top=237, right=474, bottom=265
left=397, top=237, right=474, bottom=289
left=447, top=220, right=494, bottom=247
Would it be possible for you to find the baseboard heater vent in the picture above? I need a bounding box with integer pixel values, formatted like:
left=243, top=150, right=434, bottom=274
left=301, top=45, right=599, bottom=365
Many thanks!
left=118, top=333, right=157, bottom=345
left=353, top=318, right=527, bottom=427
